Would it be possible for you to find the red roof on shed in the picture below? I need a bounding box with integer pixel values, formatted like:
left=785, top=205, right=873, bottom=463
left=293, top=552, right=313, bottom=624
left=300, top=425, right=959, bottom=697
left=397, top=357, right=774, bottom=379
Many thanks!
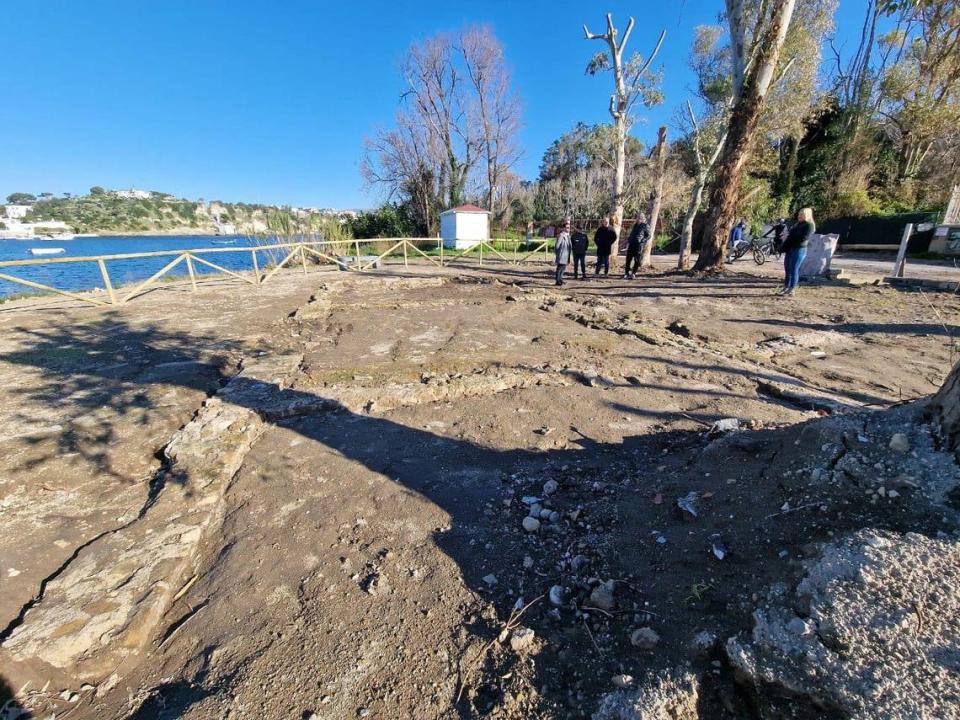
left=442, top=204, right=490, bottom=214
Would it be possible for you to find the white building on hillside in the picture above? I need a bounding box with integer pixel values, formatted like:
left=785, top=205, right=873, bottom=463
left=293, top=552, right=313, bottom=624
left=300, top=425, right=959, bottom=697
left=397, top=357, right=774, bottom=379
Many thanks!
left=440, top=204, right=490, bottom=249
left=113, top=188, right=151, bottom=200
left=3, top=205, right=31, bottom=219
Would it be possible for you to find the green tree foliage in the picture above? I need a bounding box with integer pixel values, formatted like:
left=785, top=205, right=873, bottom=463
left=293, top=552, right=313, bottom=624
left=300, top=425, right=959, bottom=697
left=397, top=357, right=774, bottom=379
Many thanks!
left=350, top=203, right=417, bottom=239
left=6, top=193, right=36, bottom=204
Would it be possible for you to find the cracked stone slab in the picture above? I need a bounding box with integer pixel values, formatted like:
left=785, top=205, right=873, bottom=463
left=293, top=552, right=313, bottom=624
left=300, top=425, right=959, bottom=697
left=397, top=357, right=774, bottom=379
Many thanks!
left=0, top=358, right=298, bottom=683
left=726, top=529, right=960, bottom=719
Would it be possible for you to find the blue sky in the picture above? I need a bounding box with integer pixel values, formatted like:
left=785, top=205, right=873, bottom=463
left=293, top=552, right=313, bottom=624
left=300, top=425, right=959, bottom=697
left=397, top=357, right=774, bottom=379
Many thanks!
left=1, top=1, right=867, bottom=209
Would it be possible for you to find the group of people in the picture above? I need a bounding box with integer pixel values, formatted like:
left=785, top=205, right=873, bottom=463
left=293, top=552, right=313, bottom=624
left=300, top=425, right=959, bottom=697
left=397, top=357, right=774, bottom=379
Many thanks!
left=552, top=207, right=816, bottom=294
left=553, top=213, right=651, bottom=286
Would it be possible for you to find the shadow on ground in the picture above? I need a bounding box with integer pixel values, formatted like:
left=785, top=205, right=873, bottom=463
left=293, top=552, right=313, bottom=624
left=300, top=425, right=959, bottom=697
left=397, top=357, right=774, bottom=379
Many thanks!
left=2, top=317, right=955, bottom=719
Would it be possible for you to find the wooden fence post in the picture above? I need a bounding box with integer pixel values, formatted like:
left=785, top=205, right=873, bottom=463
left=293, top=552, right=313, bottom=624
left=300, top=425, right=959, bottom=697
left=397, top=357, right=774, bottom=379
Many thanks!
left=97, top=258, right=117, bottom=304
left=893, top=223, right=913, bottom=278
left=299, top=245, right=308, bottom=274
left=440, top=240, right=444, bottom=267
left=251, top=250, right=261, bottom=285
left=354, top=240, right=361, bottom=270
left=185, top=254, right=198, bottom=291
left=403, top=240, right=408, bottom=268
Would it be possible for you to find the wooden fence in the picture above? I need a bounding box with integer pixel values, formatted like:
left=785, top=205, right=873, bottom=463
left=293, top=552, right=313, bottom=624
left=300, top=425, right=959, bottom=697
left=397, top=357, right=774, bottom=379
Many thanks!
left=0, top=237, right=556, bottom=307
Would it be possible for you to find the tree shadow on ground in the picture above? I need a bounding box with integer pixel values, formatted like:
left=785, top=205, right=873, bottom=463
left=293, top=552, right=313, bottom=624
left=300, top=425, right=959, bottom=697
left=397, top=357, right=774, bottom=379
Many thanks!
left=2, top=318, right=955, bottom=719
left=733, top=316, right=960, bottom=337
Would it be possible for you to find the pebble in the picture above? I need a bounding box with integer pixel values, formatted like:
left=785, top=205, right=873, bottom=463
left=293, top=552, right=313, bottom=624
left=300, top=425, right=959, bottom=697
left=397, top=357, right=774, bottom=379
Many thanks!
left=889, top=433, right=911, bottom=452
left=483, top=574, right=498, bottom=586
left=529, top=503, right=543, bottom=516
left=888, top=489, right=900, bottom=498
left=539, top=508, right=552, bottom=520
left=589, top=582, right=616, bottom=611
left=630, top=627, right=660, bottom=650
left=548, top=511, right=561, bottom=523
left=522, top=517, right=541, bottom=533
left=543, top=479, right=559, bottom=495
left=612, top=674, right=634, bottom=689
left=549, top=585, right=566, bottom=606
left=510, top=626, right=536, bottom=652
left=787, top=617, right=814, bottom=636
left=522, top=555, right=534, bottom=569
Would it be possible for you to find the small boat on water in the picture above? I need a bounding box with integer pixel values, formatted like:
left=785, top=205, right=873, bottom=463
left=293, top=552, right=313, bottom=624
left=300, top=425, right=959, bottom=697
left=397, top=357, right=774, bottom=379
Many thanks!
left=28, top=247, right=66, bottom=256
left=210, top=239, right=237, bottom=245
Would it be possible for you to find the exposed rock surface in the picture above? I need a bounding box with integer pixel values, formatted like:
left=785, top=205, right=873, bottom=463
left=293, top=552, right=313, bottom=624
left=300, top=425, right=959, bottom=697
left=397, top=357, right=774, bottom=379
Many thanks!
left=727, top=529, right=960, bottom=719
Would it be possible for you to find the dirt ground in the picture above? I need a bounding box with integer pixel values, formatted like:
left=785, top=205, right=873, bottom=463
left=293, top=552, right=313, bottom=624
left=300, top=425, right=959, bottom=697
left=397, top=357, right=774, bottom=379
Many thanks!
left=0, top=257, right=958, bottom=719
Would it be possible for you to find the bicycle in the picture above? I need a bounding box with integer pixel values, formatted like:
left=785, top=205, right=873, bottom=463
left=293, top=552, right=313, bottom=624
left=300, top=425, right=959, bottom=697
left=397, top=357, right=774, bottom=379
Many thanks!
left=751, top=237, right=781, bottom=265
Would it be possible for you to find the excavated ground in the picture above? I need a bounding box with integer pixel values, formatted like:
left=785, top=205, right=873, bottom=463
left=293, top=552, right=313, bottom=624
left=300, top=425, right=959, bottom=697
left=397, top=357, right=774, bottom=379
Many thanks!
left=0, top=260, right=958, bottom=719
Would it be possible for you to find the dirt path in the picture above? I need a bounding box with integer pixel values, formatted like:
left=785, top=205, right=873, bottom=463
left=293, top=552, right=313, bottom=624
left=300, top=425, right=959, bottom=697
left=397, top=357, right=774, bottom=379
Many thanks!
left=0, top=263, right=958, bottom=719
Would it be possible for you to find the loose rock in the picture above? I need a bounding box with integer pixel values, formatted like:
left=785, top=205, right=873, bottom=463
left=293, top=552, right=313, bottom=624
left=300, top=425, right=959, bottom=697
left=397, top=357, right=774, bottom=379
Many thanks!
left=630, top=627, right=660, bottom=650
left=889, top=433, right=910, bottom=452
left=522, top=517, right=541, bottom=533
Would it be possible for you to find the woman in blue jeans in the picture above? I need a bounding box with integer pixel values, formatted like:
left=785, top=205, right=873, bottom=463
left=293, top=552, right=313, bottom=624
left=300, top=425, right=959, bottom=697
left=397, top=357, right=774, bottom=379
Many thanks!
left=780, top=207, right=815, bottom=296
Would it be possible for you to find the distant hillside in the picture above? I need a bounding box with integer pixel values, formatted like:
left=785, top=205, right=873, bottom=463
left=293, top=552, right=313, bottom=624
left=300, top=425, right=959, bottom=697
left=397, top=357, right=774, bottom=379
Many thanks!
left=9, top=190, right=354, bottom=236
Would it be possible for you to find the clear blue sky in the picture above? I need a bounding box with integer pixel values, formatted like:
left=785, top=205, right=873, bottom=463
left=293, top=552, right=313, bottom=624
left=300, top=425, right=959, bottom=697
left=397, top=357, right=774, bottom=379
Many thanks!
left=1, top=1, right=866, bottom=209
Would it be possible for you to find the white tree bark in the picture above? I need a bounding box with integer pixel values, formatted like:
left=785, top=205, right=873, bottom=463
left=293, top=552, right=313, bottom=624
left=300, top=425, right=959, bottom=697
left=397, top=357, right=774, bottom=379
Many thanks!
left=584, top=14, right=664, bottom=244
left=642, top=125, right=668, bottom=268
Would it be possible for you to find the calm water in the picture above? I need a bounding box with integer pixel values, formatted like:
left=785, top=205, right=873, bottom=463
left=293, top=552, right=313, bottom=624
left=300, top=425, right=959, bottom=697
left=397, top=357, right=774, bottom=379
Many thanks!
left=0, top=235, right=275, bottom=298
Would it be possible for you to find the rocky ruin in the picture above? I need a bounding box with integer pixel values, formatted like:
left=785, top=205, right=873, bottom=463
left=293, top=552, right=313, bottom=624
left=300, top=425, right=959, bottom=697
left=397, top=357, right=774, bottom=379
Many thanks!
left=0, top=262, right=957, bottom=719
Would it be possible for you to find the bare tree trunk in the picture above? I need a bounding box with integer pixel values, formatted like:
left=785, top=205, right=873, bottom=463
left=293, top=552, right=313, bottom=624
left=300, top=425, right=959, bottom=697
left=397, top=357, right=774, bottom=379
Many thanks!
left=931, top=359, right=960, bottom=456
left=584, top=15, right=665, bottom=244
left=612, top=117, right=627, bottom=239
left=693, top=0, right=797, bottom=272
left=678, top=175, right=707, bottom=269
left=642, top=126, right=668, bottom=268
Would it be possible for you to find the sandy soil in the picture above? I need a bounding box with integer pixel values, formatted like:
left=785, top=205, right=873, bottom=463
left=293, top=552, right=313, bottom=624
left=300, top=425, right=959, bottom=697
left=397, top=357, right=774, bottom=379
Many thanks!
left=0, top=258, right=957, bottom=719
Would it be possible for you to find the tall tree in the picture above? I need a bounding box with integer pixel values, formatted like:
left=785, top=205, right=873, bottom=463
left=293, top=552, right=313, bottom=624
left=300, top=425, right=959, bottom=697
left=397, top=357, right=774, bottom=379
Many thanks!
left=401, top=34, right=480, bottom=207
left=460, top=26, right=523, bottom=215
left=641, top=126, right=668, bottom=268
left=363, top=26, right=523, bottom=233
left=878, top=0, right=960, bottom=185
left=583, top=14, right=665, bottom=241
left=693, top=0, right=799, bottom=272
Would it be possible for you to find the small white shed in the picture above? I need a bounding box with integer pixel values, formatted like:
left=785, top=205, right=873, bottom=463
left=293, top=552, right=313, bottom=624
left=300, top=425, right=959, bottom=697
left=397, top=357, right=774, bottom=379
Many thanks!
left=440, top=204, right=490, bottom=250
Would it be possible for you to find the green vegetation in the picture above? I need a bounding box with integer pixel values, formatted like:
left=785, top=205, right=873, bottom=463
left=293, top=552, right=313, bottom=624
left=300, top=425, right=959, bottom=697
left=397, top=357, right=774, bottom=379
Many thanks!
left=16, top=190, right=358, bottom=238
left=6, top=193, right=35, bottom=204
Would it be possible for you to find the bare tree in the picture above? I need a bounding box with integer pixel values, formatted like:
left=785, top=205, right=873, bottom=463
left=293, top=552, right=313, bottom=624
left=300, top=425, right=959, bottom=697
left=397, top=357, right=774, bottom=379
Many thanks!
left=402, top=34, right=481, bottom=207
left=361, top=112, right=438, bottom=235
left=460, top=26, right=523, bottom=215
left=583, top=14, right=665, bottom=241
left=641, top=125, right=668, bottom=268
left=693, top=0, right=798, bottom=272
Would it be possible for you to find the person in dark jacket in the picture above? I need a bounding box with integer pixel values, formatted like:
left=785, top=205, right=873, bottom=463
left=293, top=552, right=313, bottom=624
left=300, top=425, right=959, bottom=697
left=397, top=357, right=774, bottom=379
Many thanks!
left=571, top=227, right=589, bottom=279
left=554, top=218, right=573, bottom=286
left=762, top=218, right=788, bottom=254
left=624, top=212, right=650, bottom=279
left=780, top=207, right=815, bottom=296
left=593, top=217, right=617, bottom=276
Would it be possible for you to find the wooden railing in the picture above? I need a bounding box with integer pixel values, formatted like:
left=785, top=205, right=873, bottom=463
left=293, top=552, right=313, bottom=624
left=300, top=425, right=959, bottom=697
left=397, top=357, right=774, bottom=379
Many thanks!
left=0, top=237, right=557, bottom=307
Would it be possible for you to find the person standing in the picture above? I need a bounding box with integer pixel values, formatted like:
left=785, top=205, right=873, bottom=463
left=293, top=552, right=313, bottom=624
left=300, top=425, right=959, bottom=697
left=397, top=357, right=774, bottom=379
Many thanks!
left=624, top=212, right=650, bottom=279
left=593, top=216, right=617, bottom=276
left=554, top=218, right=572, bottom=286
left=571, top=226, right=589, bottom=279
left=730, top=219, right=746, bottom=247
left=780, top=208, right=815, bottom=296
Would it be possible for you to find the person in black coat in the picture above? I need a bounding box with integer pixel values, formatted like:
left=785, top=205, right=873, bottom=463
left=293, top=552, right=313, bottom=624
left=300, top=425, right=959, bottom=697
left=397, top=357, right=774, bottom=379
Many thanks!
left=571, top=227, right=589, bottom=279
left=593, top=217, right=617, bottom=276
left=780, top=207, right=815, bottom=296
left=624, top=212, right=650, bottom=279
